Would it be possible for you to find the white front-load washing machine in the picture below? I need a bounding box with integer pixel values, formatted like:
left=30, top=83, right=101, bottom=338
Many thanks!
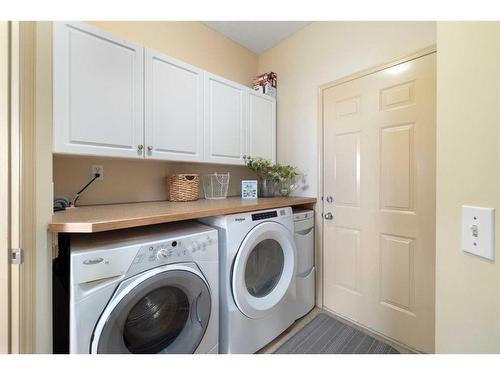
left=69, top=222, right=218, bottom=354
left=200, top=206, right=297, bottom=354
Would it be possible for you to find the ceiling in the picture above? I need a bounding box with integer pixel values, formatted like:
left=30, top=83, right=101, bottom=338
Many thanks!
left=202, top=21, right=311, bottom=54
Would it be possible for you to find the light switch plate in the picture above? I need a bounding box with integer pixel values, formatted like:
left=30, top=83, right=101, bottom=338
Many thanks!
left=462, top=205, right=495, bottom=261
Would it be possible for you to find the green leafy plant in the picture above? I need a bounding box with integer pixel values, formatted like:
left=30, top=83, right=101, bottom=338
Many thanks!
left=243, top=156, right=301, bottom=197
left=269, top=164, right=299, bottom=183
left=243, top=156, right=274, bottom=180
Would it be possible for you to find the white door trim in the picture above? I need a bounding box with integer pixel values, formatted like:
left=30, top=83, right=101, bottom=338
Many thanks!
left=316, top=45, right=437, bottom=309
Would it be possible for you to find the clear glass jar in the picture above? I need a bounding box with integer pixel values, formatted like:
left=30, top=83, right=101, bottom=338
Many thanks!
left=278, top=178, right=297, bottom=197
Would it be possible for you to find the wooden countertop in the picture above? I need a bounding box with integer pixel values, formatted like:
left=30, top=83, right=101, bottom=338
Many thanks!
left=49, top=196, right=317, bottom=233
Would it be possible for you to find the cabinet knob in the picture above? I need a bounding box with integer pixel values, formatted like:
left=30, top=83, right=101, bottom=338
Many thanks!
left=147, top=146, right=153, bottom=152
left=137, top=145, right=144, bottom=151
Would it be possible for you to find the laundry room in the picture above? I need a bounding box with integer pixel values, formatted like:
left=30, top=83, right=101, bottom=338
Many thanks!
left=2, top=1, right=500, bottom=374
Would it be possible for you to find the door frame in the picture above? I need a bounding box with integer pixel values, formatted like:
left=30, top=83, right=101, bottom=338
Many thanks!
left=315, top=45, right=437, bottom=309
left=0, top=20, right=11, bottom=354
left=0, top=21, right=41, bottom=354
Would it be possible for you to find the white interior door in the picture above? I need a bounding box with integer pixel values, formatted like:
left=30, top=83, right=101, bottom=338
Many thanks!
left=145, top=50, right=204, bottom=162
left=204, top=73, right=247, bottom=165
left=248, top=92, right=276, bottom=162
left=53, top=21, right=144, bottom=158
left=322, top=52, right=436, bottom=352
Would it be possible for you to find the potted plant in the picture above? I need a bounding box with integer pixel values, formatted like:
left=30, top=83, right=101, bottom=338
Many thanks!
left=270, top=164, right=299, bottom=197
left=243, top=156, right=275, bottom=197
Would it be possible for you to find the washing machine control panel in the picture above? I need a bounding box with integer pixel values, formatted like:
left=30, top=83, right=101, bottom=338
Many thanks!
left=127, top=232, right=217, bottom=276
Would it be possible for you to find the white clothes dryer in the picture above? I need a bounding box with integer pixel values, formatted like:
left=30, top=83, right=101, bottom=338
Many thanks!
left=69, top=222, right=218, bottom=354
left=200, top=207, right=297, bottom=354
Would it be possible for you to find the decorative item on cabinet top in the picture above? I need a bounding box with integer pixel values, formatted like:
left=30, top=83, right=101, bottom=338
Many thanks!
left=52, top=21, right=276, bottom=165
left=253, top=71, right=277, bottom=98
left=165, top=174, right=200, bottom=202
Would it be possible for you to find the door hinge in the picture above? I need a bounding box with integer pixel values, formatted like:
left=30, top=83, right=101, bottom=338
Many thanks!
left=11, top=248, right=23, bottom=265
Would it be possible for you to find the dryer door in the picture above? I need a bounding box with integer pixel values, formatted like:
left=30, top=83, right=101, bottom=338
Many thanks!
left=232, top=221, right=296, bottom=319
left=91, top=264, right=211, bottom=354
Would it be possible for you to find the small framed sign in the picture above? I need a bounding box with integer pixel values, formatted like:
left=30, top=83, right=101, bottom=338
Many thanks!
left=241, top=180, right=258, bottom=199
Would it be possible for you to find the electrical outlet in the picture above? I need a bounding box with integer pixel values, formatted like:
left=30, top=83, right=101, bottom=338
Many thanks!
left=91, top=165, right=104, bottom=181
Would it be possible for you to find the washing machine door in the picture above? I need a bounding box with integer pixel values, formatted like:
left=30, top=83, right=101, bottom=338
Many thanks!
left=232, top=221, right=296, bottom=319
left=90, top=264, right=211, bottom=354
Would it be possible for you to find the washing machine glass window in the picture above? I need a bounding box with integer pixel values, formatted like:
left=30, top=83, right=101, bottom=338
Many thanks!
left=232, top=221, right=296, bottom=319
left=245, top=239, right=284, bottom=298
left=123, top=286, right=189, bottom=353
left=91, top=265, right=211, bottom=354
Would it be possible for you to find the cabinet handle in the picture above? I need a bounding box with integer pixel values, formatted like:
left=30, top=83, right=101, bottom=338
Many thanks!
left=147, top=146, right=153, bottom=152
left=137, top=145, right=144, bottom=151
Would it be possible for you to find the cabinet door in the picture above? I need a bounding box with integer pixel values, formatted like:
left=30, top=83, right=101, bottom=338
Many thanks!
left=53, top=22, right=144, bottom=158
left=145, top=50, right=204, bottom=161
left=204, top=73, right=247, bottom=165
left=248, top=91, right=276, bottom=162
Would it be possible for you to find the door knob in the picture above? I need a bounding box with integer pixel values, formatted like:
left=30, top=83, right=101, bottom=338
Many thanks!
left=147, top=146, right=153, bottom=152
left=326, top=196, right=334, bottom=203
left=137, top=145, right=143, bottom=152
left=324, top=212, right=334, bottom=220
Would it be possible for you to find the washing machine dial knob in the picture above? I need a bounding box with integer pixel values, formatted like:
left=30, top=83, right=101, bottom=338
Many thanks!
left=157, top=249, right=169, bottom=260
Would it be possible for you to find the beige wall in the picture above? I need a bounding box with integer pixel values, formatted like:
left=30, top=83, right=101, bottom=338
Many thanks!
left=54, top=155, right=256, bottom=206
left=87, top=21, right=258, bottom=86
left=435, top=22, right=500, bottom=353
left=258, top=21, right=436, bottom=197
left=35, top=22, right=54, bottom=353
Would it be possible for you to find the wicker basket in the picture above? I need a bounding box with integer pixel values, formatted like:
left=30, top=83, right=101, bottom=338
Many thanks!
left=166, top=174, right=200, bottom=202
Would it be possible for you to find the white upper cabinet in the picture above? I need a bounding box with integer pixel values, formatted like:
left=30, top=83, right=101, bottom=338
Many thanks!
left=53, top=22, right=276, bottom=165
left=144, top=50, right=204, bottom=162
left=204, top=73, right=247, bottom=165
left=248, top=91, right=276, bottom=162
left=53, top=22, right=144, bottom=158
